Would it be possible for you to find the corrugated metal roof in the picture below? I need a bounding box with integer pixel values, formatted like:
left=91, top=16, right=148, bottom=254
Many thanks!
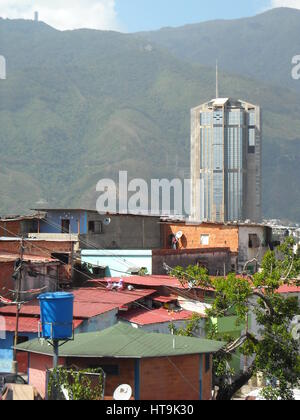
left=277, top=285, right=300, bottom=294
left=98, top=276, right=186, bottom=289
left=0, top=251, right=59, bottom=264
left=119, top=307, right=195, bottom=326
left=0, top=316, right=83, bottom=333
left=94, top=276, right=214, bottom=292
left=0, top=213, right=46, bottom=222
left=15, top=322, right=225, bottom=358
left=0, top=288, right=156, bottom=319
left=152, top=294, right=177, bottom=303
left=0, top=237, right=75, bottom=243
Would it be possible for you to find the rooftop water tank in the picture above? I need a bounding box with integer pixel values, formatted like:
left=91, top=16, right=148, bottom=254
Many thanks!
left=38, top=292, right=74, bottom=340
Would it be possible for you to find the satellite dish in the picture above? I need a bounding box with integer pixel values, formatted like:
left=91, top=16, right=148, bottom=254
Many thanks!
left=113, top=384, right=132, bottom=401
left=175, top=231, right=183, bottom=240
left=103, top=217, right=111, bottom=226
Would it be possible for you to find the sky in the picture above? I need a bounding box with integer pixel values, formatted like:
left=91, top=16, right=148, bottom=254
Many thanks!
left=0, top=0, right=300, bottom=32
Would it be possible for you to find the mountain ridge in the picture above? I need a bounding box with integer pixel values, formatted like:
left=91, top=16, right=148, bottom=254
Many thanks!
left=0, top=9, right=300, bottom=221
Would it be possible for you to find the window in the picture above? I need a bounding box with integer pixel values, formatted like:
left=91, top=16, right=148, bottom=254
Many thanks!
left=51, top=253, right=69, bottom=264
left=205, top=354, right=211, bottom=373
left=61, top=219, right=70, bottom=233
left=88, top=221, right=103, bottom=234
left=200, top=234, right=210, bottom=246
left=248, top=128, right=256, bottom=154
left=249, top=234, right=260, bottom=249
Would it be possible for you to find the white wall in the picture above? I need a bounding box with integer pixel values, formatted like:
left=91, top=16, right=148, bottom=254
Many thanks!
left=238, top=226, right=268, bottom=270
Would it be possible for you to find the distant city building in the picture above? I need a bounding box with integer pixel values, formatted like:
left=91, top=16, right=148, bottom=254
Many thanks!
left=190, top=97, right=262, bottom=223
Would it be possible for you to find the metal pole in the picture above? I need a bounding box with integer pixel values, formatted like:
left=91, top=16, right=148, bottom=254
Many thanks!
left=53, top=339, right=59, bottom=369
left=12, top=237, right=25, bottom=374
left=52, top=339, right=59, bottom=400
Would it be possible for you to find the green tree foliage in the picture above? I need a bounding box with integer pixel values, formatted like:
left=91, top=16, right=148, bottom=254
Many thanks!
left=48, top=367, right=105, bottom=401
left=171, top=239, right=300, bottom=400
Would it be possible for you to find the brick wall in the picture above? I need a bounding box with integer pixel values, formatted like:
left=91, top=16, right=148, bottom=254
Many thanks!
left=27, top=353, right=213, bottom=400
left=152, top=248, right=232, bottom=276
left=0, top=261, right=14, bottom=292
left=140, top=355, right=202, bottom=400
left=0, top=220, right=22, bottom=237
left=201, top=354, right=213, bottom=401
left=162, top=223, right=239, bottom=253
left=0, top=240, right=72, bottom=257
left=69, top=357, right=135, bottom=398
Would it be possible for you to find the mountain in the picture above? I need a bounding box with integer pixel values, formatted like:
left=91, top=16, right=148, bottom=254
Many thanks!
left=0, top=11, right=300, bottom=221
left=138, top=7, right=300, bottom=91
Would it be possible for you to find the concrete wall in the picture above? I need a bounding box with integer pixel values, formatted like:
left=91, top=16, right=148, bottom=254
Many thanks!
left=81, top=214, right=162, bottom=250
left=75, top=310, right=118, bottom=334
left=152, top=248, right=233, bottom=276
left=123, top=319, right=207, bottom=337
left=36, top=211, right=162, bottom=250
left=81, top=250, right=153, bottom=277
left=238, top=226, right=270, bottom=270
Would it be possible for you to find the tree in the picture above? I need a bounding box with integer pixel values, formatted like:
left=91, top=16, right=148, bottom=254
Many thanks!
left=48, top=367, right=105, bottom=401
left=171, top=238, right=300, bottom=400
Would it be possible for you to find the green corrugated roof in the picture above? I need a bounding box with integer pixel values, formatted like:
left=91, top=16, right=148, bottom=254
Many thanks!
left=16, top=323, right=225, bottom=359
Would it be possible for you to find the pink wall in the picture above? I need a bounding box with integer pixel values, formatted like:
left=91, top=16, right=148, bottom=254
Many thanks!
left=28, top=353, right=65, bottom=399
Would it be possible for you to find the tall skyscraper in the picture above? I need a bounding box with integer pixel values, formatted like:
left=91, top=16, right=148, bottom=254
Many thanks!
left=190, top=97, right=262, bottom=223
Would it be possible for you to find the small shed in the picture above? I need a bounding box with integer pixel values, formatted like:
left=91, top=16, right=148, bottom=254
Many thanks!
left=16, top=323, right=224, bottom=400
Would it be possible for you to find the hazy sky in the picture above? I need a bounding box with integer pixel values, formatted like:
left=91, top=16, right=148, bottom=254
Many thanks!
left=0, top=0, right=299, bottom=32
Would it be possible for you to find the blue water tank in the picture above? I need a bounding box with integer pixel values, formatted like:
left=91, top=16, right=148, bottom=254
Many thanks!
left=38, top=292, right=74, bottom=340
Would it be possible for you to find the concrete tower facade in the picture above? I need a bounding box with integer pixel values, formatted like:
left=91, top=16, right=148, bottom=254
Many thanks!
left=190, top=98, right=262, bottom=223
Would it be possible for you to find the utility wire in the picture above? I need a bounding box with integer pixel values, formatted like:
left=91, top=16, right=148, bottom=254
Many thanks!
left=1, top=225, right=214, bottom=392
left=38, top=216, right=136, bottom=269
left=0, top=224, right=213, bottom=394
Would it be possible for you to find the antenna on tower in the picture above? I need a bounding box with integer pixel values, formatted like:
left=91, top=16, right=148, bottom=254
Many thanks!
left=216, top=59, right=219, bottom=99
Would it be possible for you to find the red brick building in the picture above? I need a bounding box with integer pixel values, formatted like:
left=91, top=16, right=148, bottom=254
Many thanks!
left=161, top=221, right=272, bottom=273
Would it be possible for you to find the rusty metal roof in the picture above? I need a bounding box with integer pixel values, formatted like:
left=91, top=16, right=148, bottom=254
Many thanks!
left=0, top=316, right=83, bottom=333
left=0, top=287, right=156, bottom=319
left=119, top=307, right=195, bottom=326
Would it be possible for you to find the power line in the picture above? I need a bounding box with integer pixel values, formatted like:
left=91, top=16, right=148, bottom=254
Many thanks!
left=38, top=216, right=136, bottom=269
left=0, top=223, right=220, bottom=393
